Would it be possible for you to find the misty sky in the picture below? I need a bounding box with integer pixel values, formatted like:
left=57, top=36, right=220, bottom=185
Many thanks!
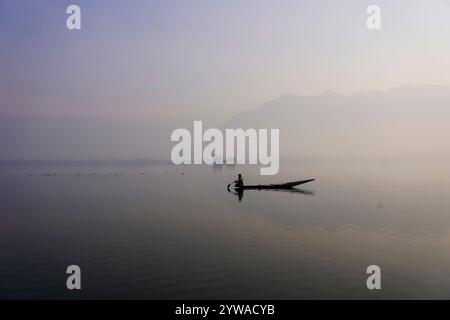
left=1, top=0, right=450, bottom=120
left=1, top=0, right=450, bottom=160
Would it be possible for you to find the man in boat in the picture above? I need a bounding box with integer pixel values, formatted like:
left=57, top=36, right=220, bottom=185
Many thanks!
left=227, top=174, right=244, bottom=202
left=234, top=174, right=244, bottom=188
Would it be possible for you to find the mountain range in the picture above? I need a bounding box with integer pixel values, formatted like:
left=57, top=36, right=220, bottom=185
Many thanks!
left=224, top=85, right=450, bottom=159
left=1, top=85, right=449, bottom=160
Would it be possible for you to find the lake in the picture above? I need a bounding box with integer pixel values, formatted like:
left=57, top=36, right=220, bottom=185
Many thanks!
left=1, top=159, right=450, bottom=299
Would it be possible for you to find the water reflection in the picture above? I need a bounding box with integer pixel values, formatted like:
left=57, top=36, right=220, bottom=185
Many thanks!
left=3, top=162, right=450, bottom=299
left=228, top=187, right=315, bottom=202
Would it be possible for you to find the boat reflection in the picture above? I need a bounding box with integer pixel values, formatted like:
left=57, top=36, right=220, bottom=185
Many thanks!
left=228, top=187, right=315, bottom=202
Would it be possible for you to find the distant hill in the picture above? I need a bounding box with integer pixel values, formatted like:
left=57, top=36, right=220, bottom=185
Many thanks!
left=2, top=85, right=449, bottom=161
left=224, top=85, right=450, bottom=159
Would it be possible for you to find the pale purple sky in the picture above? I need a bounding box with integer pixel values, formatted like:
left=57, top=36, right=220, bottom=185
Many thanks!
left=2, top=0, right=450, bottom=159
left=1, top=0, right=450, bottom=122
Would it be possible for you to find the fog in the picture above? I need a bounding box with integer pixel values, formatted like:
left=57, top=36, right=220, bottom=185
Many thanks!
left=1, top=85, right=450, bottom=161
left=1, top=1, right=450, bottom=160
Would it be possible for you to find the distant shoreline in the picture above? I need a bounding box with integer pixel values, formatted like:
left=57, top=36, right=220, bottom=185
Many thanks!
left=0, top=159, right=172, bottom=167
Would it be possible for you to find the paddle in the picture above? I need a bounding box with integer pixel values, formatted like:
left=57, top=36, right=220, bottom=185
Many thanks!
left=227, top=181, right=236, bottom=192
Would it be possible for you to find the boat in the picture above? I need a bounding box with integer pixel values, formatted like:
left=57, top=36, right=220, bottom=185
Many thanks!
left=229, top=179, right=315, bottom=191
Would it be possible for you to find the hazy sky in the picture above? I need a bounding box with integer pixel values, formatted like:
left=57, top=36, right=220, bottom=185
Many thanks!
left=1, top=0, right=450, bottom=123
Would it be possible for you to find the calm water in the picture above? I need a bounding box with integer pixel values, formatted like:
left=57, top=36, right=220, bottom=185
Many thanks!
left=1, top=159, right=450, bottom=299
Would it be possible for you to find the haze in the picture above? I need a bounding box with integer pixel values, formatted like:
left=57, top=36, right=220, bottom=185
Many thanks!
left=1, top=0, right=450, bottom=160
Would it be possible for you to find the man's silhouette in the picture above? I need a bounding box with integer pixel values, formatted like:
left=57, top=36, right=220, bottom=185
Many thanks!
left=234, top=174, right=244, bottom=188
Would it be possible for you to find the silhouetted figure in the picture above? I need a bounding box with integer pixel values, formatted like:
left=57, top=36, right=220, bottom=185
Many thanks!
left=227, top=174, right=244, bottom=202
left=234, top=174, right=244, bottom=188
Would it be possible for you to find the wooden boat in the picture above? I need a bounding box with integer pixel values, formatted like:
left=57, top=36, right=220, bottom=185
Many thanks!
left=232, top=179, right=315, bottom=190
